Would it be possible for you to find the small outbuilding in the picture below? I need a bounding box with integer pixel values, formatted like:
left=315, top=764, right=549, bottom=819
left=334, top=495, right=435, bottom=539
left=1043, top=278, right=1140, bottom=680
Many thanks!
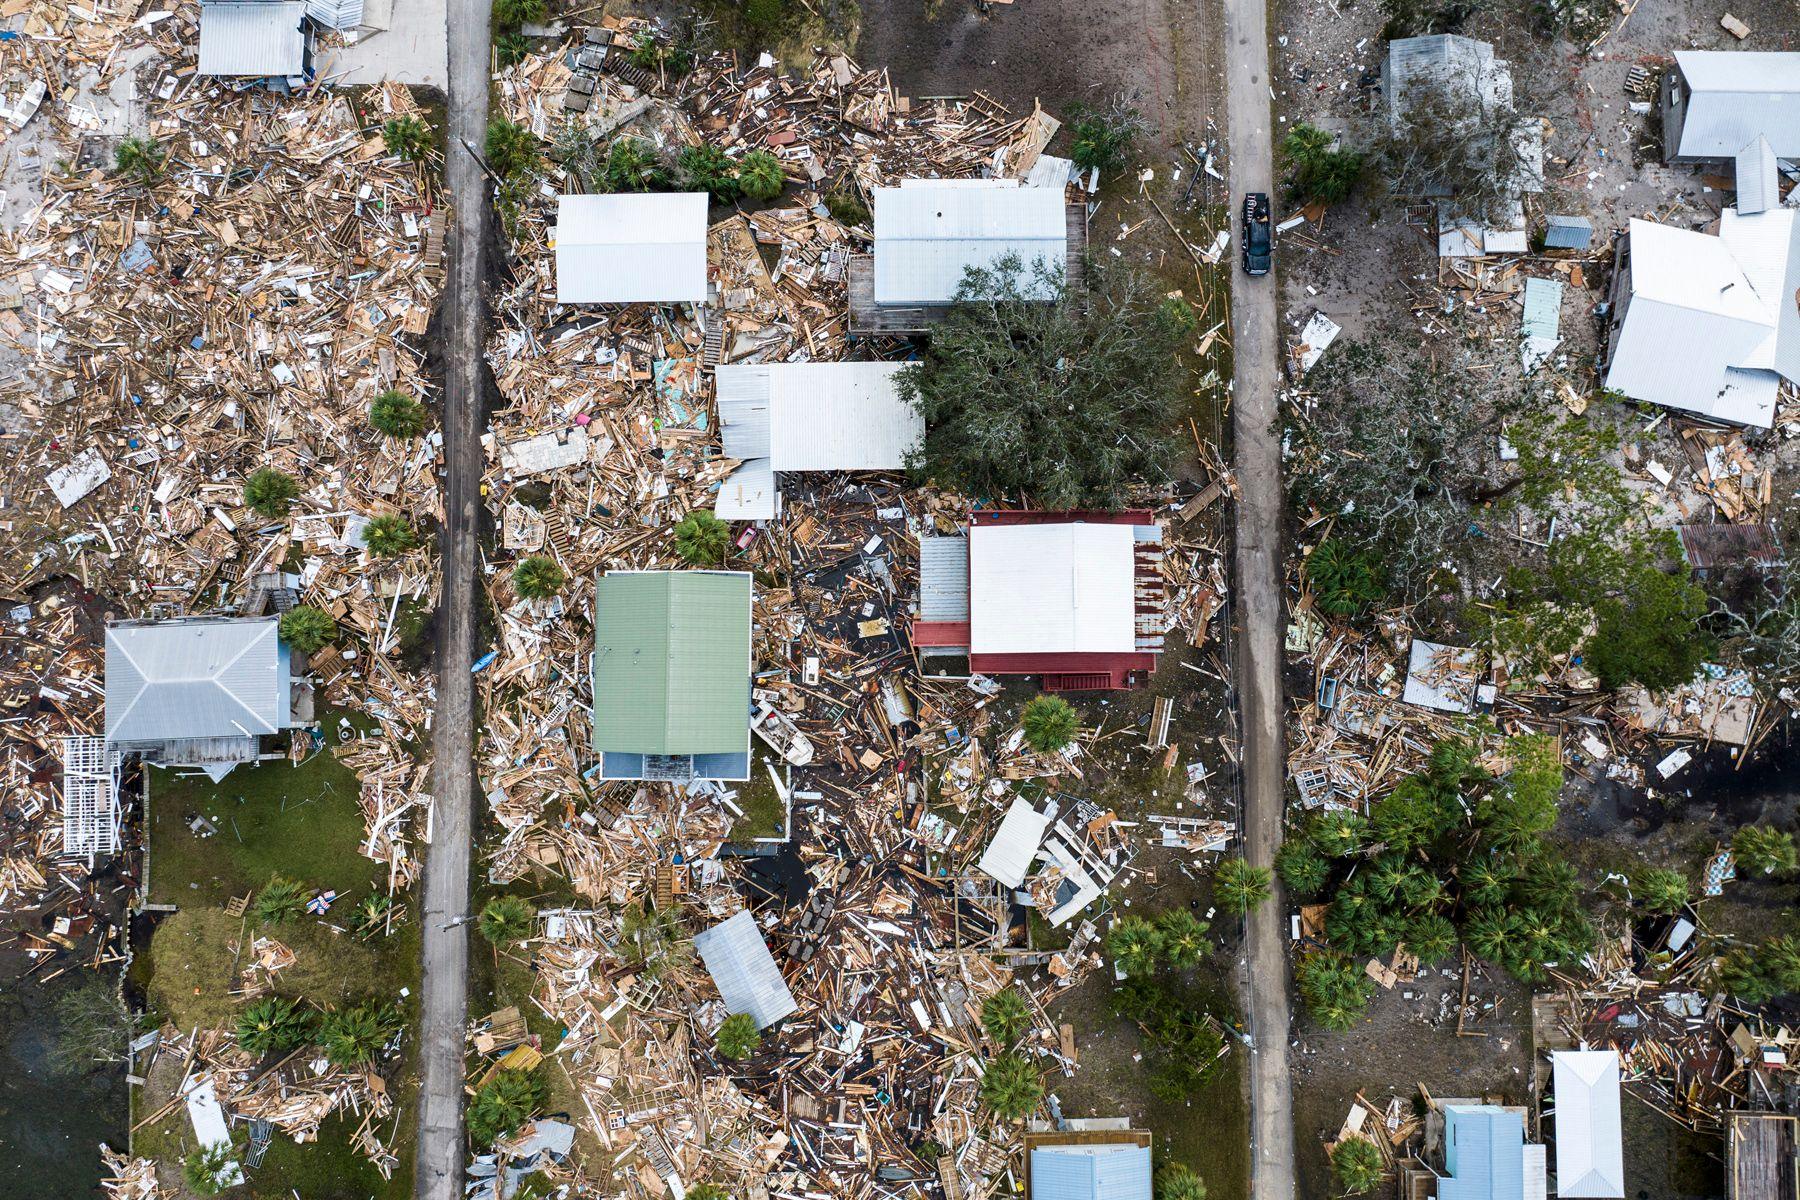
left=1551, top=1050, right=1625, bottom=1198
left=693, top=910, right=797, bottom=1029
left=1542, top=215, right=1594, bottom=251
left=197, top=1, right=312, bottom=80
left=554, top=193, right=709, bottom=306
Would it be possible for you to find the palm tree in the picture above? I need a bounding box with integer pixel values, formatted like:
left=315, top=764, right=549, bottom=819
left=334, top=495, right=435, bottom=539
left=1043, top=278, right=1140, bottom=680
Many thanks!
left=278, top=606, right=336, bottom=654
left=1717, top=948, right=1778, bottom=1005
left=1406, top=914, right=1458, bottom=964
left=1155, top=910, right=1209, bottom=968
left=1634, top=867, right=1689, bottom=915
left=1458, top=858, right=1511, bottom=909
left=1154, top=1163, right=1208, bottom=1200
left=115, top=135, right=165, bottom=183
left=369, top=389, right=427, bottom=438
left=716, top=1012, right=761, bottom=1060
left=1330, top=1136, right=1385, bottom=1195
left=1367, top=854, right=1409, bottom=904
left=381, top=115, right=432, bottom=162
left=1463, top=906, right=1516, bottom=965
left=477, top=894, right=534, bottom=945
left=486, top=118, right=542, bottom=180
left=467, top=1067, right=547, bottom=1146
left=184, top=1144, right=237, bottom=1196
left=253, top=875, right=307, bottom=924
left=980, top=988, right=1031, bottom=1045
left=1106, top=915, right=1164, bottom=978
left=1215, top=857, right=1273, bottom=914
left=977, top=1052, right=1042, bottom=1120
left=244, top=468, right=299, bottom=517
left=362, top=515, right=419, bottom=557
left=1325, top=887, right=1378, bottom=954
left=1019, top=694, right=1079, bottom=752
left=354, top=892, right=394, bottom=936
left=736, top=150, right=786, bottom=201
left=1768, top=936, right=1800, bottom=995
left=673, top=510, right=731, bottom=565
left=1310, top=810, right=1367, bottom=859
left=319, top=1001, right=401, bottom=1066
left=237, top=995, right=314, bottom=1056
left=1276, top=838, right=1330, bottom=896
left=1733, top=826, right=1798, bottom=877
left=1297, top=952, right=1371, bottom=1032
left=511, top=555, right=566, bottom=600
left=685, top=1187, right=729, bottom=1200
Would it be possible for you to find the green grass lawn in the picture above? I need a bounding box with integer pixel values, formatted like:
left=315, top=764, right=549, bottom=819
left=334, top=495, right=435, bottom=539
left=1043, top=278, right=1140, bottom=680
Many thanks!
left=730, top=747, right=787, bottom=841
left=137, top=707, right=421, bottom=1198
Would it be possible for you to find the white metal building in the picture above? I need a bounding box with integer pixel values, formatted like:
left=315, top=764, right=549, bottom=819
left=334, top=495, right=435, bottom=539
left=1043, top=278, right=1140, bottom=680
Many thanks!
left=714, top=362, right=923, bottom=520
left=693, top=910, right=797, bottom=1029
left=197, top=2, right=310, bottom=78
left=1604, top=209, right=1800, bottom=428
left=1664, top=52, right=1800, bottom=162
left=871, top=183, right=1068, bottom=306
left=554, top=193, right=709, bottom=306
left=1552, top=1050, right=1625, bottom=1198
left=968, top=522, right=1138, bottom=656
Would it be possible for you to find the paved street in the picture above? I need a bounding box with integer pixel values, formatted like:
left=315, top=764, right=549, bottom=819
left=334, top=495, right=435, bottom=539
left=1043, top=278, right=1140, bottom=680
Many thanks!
left=1222, top=0, right=1298, bottom=1196
left=412, top=0, right=489, bottom=1194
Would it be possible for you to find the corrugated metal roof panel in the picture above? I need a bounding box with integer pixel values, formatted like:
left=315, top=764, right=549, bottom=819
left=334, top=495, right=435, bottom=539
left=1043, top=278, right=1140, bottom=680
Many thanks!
left=977, top=797, right=1051, bottom=888
left=197, top=2, right=309, bottom=76
left=1552, top=1051, right=1625, bottom=1198
left=555, top=194, right=709, bottom=305
left=969, top=522, right=1136, bottom=655
left=766, top=362, right=920, bottom=471
left=871, top=186, right=1067, bottom=305
left=590, top=571, right=750, bottom=756
left=715, top=364, right=772, bottom=460
left=693, top=910, right=797, bottom=1029
left=715, top=458, right=778, bottom=521
left=1674, top=52, right=1800, bottom=158
left=1442, top=1106, right=1526, bottom=1200
left=919, top=536, right=970, bottom=623
left=105, top=617, right=287, bottom=743
left=1543, top=215, right=1593, bottom=249
left=1735, top=137, right=1781, bottom=215
left=1028, top=1146, right=1152, bottom=1200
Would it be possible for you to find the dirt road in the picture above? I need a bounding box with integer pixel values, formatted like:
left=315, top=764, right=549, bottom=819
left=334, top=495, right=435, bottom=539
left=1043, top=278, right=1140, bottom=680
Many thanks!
left=412, top=0, right=489, bottom=1194
left=1222, top=0, right=1298, bottom=1195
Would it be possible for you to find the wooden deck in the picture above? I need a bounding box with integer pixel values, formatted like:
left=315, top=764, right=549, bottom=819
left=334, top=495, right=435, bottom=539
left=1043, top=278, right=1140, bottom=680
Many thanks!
left=848, top=202, right=1090, bottom=336
left=1729, top=1112, right=1798, bottom=1200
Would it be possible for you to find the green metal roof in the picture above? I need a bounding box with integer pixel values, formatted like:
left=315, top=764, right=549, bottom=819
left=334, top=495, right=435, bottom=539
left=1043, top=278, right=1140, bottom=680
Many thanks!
left=591, top=571, right=752, bottom=756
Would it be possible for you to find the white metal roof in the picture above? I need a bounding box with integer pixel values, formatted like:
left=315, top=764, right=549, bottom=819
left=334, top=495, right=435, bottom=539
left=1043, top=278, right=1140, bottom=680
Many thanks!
left=554, top=193, right=708, bottom=305
left=918, top=536, right=971, bottom=623
left=197, top=2, right=309, bottom=77
left=977, top=797, right=1052, bottom=888
left=692, top=910, right=797, bottom=1029
left=1552, top=1051, right=1625, bottom=1198
left=716, top=362, right=921, bottom=471
left=871, top=185, right=1067, bottom=306
left=714, top=457, right=778, bottom=521
left=969, top=522, right=1136, bottom=655
left=1675, top=52, right=1800, bottom=158
left=1736, top=137, right=1781, bottom=215
left=105, top=617, right=287, bottom=744
left=1606, top=213, right=1799, bottom=427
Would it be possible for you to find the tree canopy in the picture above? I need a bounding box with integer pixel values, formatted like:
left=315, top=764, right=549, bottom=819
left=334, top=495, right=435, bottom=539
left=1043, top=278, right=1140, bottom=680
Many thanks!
left=900, top=255, right=1186, bottom=509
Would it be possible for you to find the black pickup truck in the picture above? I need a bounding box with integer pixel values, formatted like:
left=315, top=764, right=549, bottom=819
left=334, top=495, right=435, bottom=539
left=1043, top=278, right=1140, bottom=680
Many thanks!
left=1241, top=192, right=1273, bottom=276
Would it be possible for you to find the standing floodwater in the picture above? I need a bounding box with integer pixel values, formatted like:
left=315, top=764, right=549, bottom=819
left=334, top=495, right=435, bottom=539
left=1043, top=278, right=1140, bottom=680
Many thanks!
left=0, top=959, right=127, bottom=1194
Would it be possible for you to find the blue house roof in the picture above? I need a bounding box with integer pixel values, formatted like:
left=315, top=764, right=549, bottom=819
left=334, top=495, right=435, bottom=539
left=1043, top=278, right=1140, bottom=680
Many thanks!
left=1442, top=1106, right=1526, bottom=1200
left=1030, top=1145, right=1152, bottom=1200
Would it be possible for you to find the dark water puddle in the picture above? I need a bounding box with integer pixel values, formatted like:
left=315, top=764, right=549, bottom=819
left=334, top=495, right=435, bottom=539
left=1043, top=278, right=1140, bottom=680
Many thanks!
left=0, top=962, right=127, bottom=1193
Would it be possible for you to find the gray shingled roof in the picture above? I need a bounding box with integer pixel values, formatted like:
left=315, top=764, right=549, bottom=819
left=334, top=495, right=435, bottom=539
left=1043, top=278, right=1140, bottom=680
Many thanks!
left=693, top=910, right=797, bottom=1029
left=105, top=617, right=289, bottom=744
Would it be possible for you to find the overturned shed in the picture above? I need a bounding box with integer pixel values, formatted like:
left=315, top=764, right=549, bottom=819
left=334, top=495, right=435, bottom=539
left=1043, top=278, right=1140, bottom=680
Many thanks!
left=693, top=910, right=798, bottom=1029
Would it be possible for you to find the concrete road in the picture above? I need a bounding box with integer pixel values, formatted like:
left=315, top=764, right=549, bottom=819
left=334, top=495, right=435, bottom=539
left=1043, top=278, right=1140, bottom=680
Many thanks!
left=323, top=0, right=450, bottom=88
left=1222, top=0, right=1298, bottom=1196
left=412, top=0, right=488, bottom=1194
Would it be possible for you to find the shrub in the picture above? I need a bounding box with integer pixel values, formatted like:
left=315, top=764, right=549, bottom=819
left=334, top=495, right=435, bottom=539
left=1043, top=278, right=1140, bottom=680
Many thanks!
left=495, top=31, right=532, bottom=66
left=492, top=0, right=545, bottom=26
left=1155, top=1163, right=1208, bottom=1200
left=236, top=995, right=315, bottom=1057
left=183, top=1144, right=238, bottom=1196
left=254, top=875, right=308, bottom=924
left=680, top=144, right=740, bottom=201
left=1733, top=826, right=1797, bottom=877
left=361, top=515, right=419, bottom=557
left=716, top=1012, right=761, bottom=1060
left=1106, top=915, right=1164, bottom=979
left=1634, top=866, right=1689, bottom=914
left=977, top=1052, right=1042, bottom=1120
left=1067, top=103, right=1144, bottom=173
left=736, top=150, right=786, bottom=201
left=511, top=555, right=566, bottom=600
left=486, top=118, right=541, bottom=181
left=980, top=988, right=1031, bottom=1045
left=1215, top=857, right=1273, bottom=914
left=1020, top=695, right=1079, bottom=752
left=278, top=606, right=337, bottom=654
left=825, top=187, right=870, bottom=226
left=1281, top=123, right=1365, bottom=205
left=468, top=1068, right=548, bottom=1146
left=115, top=136, right=165, bottom=183
left=370, top=389, right=427, bottom=438
left=477, top=895, right=534, bottom=945
left=687, top=1187, right=729, bottom=1200
left=629, top=31, right=662, bottom=68
left=1331, top=1136, right=1385, bottom=1195
left=1306, top=538, right=1386, bottom=618
left=243, top=468, right=299, bottom=518
left=319, top=1001, right=402, bottom=1066
left=673, top=510, right=731, bottom=565
left=381, top=115, right=432, bottom=163
left=354, top=892, right=395, bottom=936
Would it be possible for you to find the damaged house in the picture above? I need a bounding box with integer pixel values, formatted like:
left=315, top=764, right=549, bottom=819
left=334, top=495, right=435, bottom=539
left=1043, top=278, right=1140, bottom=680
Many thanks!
left=196, top=1, right=313, bottom=85
left=849, top=181, right=1087, bottom=335
left=914, top=511, right=1166, bottom=691
left=1601, top=157, right=1800, bottom=428
left=977, top=795, right=1129, bottom=928
left=554, top=192, right=710, bottom=306
left=104, top=615, right=308, bottom=780
left=1661, top=51, right=1800, bottom=165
